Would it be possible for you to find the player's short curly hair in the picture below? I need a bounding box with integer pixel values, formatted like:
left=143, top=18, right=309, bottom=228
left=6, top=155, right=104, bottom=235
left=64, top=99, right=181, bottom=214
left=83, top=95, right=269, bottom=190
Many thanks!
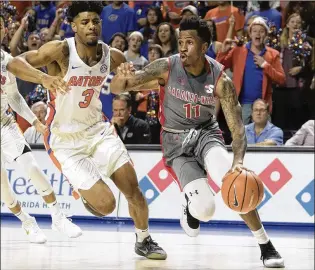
left=67, top=1, right=103, bottom=22
left=179, top=16, right=211, bottom=45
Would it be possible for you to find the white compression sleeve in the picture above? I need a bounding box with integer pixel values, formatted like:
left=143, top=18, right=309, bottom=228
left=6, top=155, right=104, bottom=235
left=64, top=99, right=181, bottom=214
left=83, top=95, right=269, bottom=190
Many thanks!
left=16, top=152, right=54, bottom=197
left=1, top=166, right=18, bottom=208
left=5, top=74, right=37, bottom=125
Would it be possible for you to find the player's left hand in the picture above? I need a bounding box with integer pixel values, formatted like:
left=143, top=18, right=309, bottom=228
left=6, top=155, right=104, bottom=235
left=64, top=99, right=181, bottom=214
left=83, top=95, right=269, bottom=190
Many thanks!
left=229, top=162, right=252, bottom=174
left=33, top=119, right=48, bottom=135
left=116, top=62, right=136, bottom=79
left=253, top=55, right=265, bottom=67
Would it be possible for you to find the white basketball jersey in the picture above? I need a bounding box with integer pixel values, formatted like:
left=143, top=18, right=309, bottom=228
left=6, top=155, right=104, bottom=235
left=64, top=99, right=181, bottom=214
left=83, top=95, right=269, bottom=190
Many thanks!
left=48, top=38, right=110, bottom=134
left=1, top=49, right=16, bottom=126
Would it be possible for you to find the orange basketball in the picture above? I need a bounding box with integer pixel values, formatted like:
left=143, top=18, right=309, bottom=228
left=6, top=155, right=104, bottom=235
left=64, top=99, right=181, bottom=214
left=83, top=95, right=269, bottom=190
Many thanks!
left=221, top=170, right=264, bottom=214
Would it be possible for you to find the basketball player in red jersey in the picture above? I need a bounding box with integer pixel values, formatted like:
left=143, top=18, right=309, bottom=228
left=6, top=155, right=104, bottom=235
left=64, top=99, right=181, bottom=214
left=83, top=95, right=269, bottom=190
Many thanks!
left=10, top=1, right=166, bottom=260
left=111, top=16, right=284, bottom=268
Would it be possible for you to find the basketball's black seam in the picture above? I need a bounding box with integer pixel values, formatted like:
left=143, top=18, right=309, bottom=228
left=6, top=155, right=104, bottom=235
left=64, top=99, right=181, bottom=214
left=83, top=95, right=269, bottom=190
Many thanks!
left=251, top=172, right=261, bottom=208
left=240, top=170, right=247, bottom=212
left=226, top=171, right=242, bottom=209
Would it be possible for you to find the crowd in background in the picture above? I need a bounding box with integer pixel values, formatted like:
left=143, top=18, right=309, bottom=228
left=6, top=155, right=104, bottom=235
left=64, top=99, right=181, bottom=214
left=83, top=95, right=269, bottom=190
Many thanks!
left=1, top=1, right=314, bottom=147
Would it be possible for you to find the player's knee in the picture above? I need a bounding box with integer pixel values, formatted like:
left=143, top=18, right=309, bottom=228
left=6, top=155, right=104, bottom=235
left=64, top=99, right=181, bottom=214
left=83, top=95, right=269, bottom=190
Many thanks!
left=190, top=200, right=216, bottom=222
left=184, top=178, right=216, bottom=222
left=97, top=194, right=116, bottom=216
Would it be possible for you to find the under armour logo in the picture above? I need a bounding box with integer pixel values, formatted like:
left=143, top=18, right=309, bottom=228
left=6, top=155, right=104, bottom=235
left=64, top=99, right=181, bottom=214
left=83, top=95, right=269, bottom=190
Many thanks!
left=189, top=190, right=199, bottom=196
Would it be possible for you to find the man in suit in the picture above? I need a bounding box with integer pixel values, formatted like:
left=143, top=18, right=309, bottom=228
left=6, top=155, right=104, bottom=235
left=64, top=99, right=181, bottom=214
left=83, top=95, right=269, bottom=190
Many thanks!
left=112, top=94, right=151, bottom=144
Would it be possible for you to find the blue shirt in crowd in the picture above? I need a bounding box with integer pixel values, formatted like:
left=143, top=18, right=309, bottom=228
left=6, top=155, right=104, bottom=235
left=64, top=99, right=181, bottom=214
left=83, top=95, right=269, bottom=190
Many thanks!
left=246, top=9, right=282, bottom=30
left=239, top=42, right=266, bottom=104
left=101, top=3, right=137, bottom=44
left=34, top=2, right=56, bottom=30
left=245, top=121, right=284, bottom=145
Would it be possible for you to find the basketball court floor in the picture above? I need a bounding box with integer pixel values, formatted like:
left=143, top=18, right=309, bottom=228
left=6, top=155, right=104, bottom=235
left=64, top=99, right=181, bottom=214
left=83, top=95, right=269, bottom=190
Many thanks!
left=1, top=216, right=314, bottom=270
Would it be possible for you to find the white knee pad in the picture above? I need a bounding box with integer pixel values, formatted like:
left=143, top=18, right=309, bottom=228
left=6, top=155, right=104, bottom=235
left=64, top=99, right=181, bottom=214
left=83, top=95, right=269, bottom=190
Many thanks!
left=16, top=152, right=54, bottom=197
left=204, top=146, right=232, bottom=189
left=183, top=178, right=216, bottom=222
left=1, top=167, right=18, bottom=208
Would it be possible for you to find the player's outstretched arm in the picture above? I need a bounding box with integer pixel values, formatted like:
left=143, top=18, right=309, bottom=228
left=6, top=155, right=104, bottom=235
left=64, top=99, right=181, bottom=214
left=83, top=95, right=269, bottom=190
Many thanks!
left=7, top=41, right=69, bottom=94
left=216, top=73, right=247, bottom=172
left=110, top=56, right=169, bottom=94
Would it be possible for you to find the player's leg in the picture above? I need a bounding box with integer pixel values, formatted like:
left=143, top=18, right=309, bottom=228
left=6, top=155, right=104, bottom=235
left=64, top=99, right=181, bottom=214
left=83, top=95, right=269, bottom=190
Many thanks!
left=171, top=156, right=215, bottom=237
left=2, top=122, right=82, bottom=238
left=204, top=146, right=284, bottom=268
left=110, top=162, right=167, bottom=260
left=1, top=166, right=46, bottom=243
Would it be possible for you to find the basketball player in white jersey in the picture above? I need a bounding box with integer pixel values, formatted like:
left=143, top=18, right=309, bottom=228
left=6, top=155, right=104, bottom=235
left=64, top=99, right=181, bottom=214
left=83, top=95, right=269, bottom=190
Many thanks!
left=0, top=15, right=82, bottom=243
left=11, top=2, right=166, bottom=259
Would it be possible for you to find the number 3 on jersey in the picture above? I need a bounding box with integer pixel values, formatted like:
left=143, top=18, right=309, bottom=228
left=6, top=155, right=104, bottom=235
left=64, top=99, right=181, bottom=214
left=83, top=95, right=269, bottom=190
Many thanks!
left=183, top=103, right=200, bottom=118
left=79, top=89, right=95, bottom=108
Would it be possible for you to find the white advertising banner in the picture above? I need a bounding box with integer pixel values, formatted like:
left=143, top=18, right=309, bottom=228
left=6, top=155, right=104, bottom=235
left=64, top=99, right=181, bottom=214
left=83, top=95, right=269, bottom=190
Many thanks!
left=1, top=149, right=314, bottom=224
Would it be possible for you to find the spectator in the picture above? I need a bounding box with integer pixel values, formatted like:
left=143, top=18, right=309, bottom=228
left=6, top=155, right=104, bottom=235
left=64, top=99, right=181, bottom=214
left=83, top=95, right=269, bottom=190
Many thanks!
left=101, top=1, right=137, bottom=44
left=134, top=44, right=162, bottom=144
left=205, top=18, right=222, bottom=59
left=124, top=31, right=149, bottom=70
left=161, top=1, right=191, bottom=28
left=129, top=1, right=157, bottom=28
left=273, top=13, right=306, bottom=131
left=216, top=17, right=285, bottom=124
left=110, top=32, right=128, bottom=51
left=100, top=33, right=128, bottom=121
left=24, top=101, right=47, bottom=144
left=245, top=99, right=283, bottom=146
left=34, top=1, right=56, bottom=30
left=139, top=6, right=163, bottom=59
left=245, top=1, right=282, bottom=31
left=285, top=120, right=314, bottom=146
left=204, top=1, right=245, bottom=42
left=112, top=94, right=151, bottom=144
left=153, top=22, right=177, bottom=57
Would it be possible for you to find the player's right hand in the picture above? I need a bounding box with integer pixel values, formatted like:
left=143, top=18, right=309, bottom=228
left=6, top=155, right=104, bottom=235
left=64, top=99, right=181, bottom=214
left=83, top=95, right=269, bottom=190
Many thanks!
left=42, top=75, right=70, bottom=95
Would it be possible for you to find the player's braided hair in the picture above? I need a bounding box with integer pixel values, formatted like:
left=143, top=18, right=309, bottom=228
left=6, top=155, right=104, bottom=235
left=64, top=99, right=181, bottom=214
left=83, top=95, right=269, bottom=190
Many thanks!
left=67, top=1, right=103, bottom=22
left=179, top=16, right=211, bottom=45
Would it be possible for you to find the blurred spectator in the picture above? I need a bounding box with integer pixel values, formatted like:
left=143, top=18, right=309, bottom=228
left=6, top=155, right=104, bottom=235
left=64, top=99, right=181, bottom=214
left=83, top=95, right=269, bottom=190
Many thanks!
left=133, top=44, right=162, bottom=144
left=109, top=32, right=128, bottom=52
left=124, top=31, right=148, bottom=70
left=245, top=99, right=283, bottom=146
left=100, top=33, right=128, bottom=121
left=48, top=7, right=69, bottom=40
left=101, top=1, right=137, bottom=44
left=285, top=120, right=314, bottom=146
left=217, top=17, right=285, bottom=124
left=162, top=1, right=191, bottom=28
left=204, top=1, right=245, bottom=42
left=273, top=13, right=306, bottom=131
left=245, top=1, right=282, bottom=30
left=112, top=94, right=151, bottom=144
left=129, top=1, right=157, bottom=28
left=139, top=6, right=163, bottom=58
left=181, top=5, right=198, bottom=19
left=244, top=14, right=259, bottom=38
left=34, top=1, right=56, bottom=30
left=205, top=18, right=222, bottom=59
left=153, top=22, right=177, bottom=57
left=24, top=101, right=47, bottom=144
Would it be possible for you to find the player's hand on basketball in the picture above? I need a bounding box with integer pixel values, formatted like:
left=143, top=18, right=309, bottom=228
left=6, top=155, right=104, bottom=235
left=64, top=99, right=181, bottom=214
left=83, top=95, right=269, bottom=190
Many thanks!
left=33, top=119, right=48, bottom=135
left=116, top=62, right=136, bottom=79
left=42, top=74, right=70, bottom=95
left=229, top=162, right=252, bottom=174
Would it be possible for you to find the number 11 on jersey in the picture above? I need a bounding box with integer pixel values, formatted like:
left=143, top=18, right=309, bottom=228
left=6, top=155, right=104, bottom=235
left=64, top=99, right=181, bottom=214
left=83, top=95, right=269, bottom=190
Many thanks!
left=183, top=103, right=200, bottom=119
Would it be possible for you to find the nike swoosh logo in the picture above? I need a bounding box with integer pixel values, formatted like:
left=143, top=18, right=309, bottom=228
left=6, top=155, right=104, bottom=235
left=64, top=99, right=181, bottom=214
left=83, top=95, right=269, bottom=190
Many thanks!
left=138, top=247, right=148, bottom=254
left=72, top=66, right=80, bottom=69
left=233, top=184, right=239, bottom=207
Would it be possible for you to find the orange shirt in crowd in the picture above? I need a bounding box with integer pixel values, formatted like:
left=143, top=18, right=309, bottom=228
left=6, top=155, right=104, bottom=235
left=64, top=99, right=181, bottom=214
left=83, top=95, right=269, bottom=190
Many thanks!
left=205, top=5, right=245, bottom=42
left=162, top=1, right=190, bottom=27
